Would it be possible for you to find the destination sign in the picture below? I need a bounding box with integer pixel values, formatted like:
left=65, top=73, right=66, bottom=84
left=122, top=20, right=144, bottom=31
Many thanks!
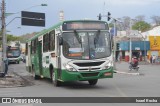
left=8, top=47, right=19, bottom=50
left=63, top=21, right=108, bottom=31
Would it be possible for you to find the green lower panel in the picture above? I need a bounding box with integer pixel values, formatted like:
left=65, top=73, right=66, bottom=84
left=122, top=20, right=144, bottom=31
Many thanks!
left=60, top=67, right=113, bottom=82
left=42, top=67, right=50, bottom=78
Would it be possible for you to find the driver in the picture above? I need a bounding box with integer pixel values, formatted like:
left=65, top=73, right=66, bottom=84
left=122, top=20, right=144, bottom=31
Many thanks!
left=131, top=56, right=138, bottom=67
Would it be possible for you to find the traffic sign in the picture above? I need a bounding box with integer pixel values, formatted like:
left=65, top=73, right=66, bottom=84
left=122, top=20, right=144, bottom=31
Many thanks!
left=21, top=11, right=45, bottom=27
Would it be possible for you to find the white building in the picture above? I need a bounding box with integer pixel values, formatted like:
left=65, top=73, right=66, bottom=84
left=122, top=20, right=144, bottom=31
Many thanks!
left=142, top=26, right=160, bottom=61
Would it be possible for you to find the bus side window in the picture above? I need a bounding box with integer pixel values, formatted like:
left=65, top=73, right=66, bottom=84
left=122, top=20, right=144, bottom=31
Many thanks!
left=31, top=39, right=37, bottom=54
left=31, top=40, right=34, bottom=54
left=34, top=39, right=38, bottom=53
left=25, top=43, right=28, bottom=55
left=43, top=33, right=49, bottom=52
left=49, top=30, right=55, bottom=51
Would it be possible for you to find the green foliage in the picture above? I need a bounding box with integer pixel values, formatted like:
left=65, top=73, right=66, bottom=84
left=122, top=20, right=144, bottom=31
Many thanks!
left=109, top=23, right=114, bottom=28
left=132, top=21, right=151, bottom=32
left=18, top=32, right=37, bottom=43
left=7, top=34, right=21, bottom=42
left=7, top=35, right=20, bottom=42
left=0, top=33, right=21, bottom=46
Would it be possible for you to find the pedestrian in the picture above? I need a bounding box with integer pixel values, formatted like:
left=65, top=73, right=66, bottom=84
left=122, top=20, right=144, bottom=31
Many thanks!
left=117, top=54, right=120, bottom=62
left=152, top=55, right=156, bottom=63
left=150, top=55, right=152, bottom=64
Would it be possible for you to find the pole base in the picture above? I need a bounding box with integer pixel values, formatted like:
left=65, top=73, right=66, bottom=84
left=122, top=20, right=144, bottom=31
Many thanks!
left=0, top=72, right=5, bottom=77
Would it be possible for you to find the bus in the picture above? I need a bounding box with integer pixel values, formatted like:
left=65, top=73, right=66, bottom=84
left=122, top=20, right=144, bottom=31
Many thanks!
left=25, top=20, right=113, bottom=86
left=7, top=46, right=21, bottom=64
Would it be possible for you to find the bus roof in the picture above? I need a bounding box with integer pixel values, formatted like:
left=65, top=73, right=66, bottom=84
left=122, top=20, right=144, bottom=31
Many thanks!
left=25, top=20, right=107, bottom=42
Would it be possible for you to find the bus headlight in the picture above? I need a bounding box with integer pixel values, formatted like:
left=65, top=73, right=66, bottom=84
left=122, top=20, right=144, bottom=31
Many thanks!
left=64, top=64, right=77, bottom=72
left=102, top=61, right=112, bottom=70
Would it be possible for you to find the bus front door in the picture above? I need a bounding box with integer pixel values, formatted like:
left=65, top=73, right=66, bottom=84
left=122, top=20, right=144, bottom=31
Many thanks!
left=38, top=41, right=43, bottom=76
left=56, top=35, right=62, bottom=79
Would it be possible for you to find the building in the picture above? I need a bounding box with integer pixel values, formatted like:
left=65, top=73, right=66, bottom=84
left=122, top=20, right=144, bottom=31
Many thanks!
left=116, top=41, right=150, bottom=62
left=115, top=30, right=150, bottom=62
left=142, top=26, right=160, bottom=62
left=115, top=26, right=160, bottom=63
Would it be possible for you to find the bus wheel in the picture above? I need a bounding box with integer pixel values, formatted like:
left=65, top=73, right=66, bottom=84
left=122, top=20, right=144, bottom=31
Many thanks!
left=88, top=79, right=98, bottom=85
left=51, top=70, right=61, bottom=87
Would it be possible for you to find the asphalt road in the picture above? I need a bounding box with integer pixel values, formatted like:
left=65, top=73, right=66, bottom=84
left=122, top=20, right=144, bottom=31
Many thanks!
left=0, top=62, right=160, bottom=106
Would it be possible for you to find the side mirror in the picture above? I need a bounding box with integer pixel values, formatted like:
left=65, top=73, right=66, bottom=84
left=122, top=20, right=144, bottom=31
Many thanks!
left=59, top=37, right=63, bottom=45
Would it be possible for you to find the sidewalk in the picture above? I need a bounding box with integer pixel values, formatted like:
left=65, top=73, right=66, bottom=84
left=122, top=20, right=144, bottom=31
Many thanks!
left=0, top=71, right=26, bottom=88
left=0, top=64, right=34, bottom=88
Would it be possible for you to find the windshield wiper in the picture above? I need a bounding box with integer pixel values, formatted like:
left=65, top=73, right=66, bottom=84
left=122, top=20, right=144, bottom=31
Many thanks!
left=74, top=30, right=82, bottom=47
left=94, top=30, right=100, bottom=48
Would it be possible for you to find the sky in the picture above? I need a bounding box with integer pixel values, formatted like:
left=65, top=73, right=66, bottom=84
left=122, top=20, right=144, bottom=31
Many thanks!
left=5, top=0, right=160, bottom=36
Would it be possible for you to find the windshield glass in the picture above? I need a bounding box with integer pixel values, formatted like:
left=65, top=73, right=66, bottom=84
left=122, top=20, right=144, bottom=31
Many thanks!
left=63, top=31, right=111, bottom=60
left=7, top=50, right=21, bottom=57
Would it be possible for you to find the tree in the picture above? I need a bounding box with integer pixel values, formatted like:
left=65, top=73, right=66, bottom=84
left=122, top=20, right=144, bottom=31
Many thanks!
left=135, top=15, right=145, bottom=22
left=151, top=16, right=160, bottom=26
left=132, top=21, right=151, bottom=32
left=7, top=34, right=21, bottom=42
left=109, top=18, right=125, bottom=31
left=122, top=16, right=131, bottom=30
left=109, top=22, right=114, bottom=28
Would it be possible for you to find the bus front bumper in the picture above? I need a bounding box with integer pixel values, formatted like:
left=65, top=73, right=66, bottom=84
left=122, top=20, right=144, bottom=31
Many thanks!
left=60, top=68, right=113, bottom=82
left=8, top=59, right=19, bottom=63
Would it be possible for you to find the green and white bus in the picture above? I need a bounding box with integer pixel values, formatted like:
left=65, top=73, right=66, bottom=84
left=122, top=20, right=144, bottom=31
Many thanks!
left=7, top=46, right=21, bottom=64
left=25, top=20, right=113, bottom=86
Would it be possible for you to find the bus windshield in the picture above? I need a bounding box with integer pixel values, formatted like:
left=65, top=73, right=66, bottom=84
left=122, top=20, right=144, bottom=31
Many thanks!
left=63, top=31, right=111, bottom=60
left=7, top=49, right=21, bottom=58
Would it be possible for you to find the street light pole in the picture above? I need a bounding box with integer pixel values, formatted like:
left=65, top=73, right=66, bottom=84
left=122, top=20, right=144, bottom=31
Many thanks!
left=144, top=37, right=146, bottom=62
left=139, top=32, right=147, bottom=62
left=0, top=2, right=47, bottom=76
left=129, top=19, right=132, bottom=62
left=5, top=4, right=48, bottom=17
left=113, top=19, right=116, bottom=69
left=1, top=0, right=7, bottom=75
left=6, top=4, right=47, bottom=27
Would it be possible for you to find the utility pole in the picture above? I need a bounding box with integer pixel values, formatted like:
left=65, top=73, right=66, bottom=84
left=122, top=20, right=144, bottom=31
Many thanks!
left=129, top=20, right=132, bottom=62
left=144, top=37, right=146, bottom=62
left=113, top=19, right=116, bottom=70
left=1, top=0, right=7, bottom=76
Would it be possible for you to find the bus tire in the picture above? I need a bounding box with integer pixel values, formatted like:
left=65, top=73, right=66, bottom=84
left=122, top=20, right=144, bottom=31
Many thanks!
left=51, top=69, right=61, bottom=87
left=88, top=79, right=98, bottom=85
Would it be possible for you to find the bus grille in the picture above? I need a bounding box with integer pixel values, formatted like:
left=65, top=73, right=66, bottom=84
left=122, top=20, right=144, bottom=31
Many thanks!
left=79, top=68, right=101, bottom=71
left=81, top=72, right=99, bottom=77
left=73, top=61, right=105, bottom=67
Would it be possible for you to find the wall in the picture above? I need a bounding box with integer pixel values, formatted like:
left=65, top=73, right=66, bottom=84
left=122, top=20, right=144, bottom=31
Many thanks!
left=118, top=41, right=150, bottom=51
left=149, top=36, right=160, bottom=51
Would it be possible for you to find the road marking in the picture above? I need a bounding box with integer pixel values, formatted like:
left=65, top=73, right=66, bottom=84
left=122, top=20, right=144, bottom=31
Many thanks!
left=115, top=71, right=140, bottom=75
left=114, top=84, right=127, bottom=97
left=112, top=81, right=127, bottom=97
